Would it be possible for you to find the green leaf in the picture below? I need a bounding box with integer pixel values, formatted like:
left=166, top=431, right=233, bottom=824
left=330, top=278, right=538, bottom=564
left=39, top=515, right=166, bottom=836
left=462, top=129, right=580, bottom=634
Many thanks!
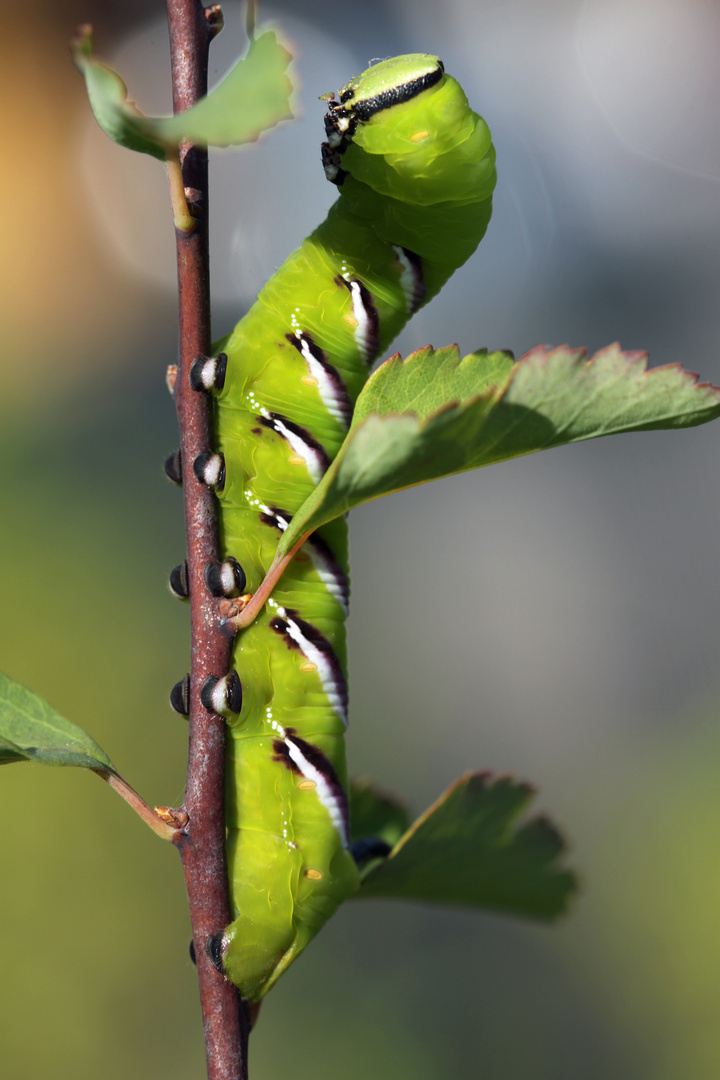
left=71, top=25, right=167, bottom=159
left=358, top=772, right=577, bottom=920
left=349, top=778, right=411, bottom=847
left=73, top=24, right=293, bottom=157
left=0, top=672, right=116, bottom=772
left=155, top=28, right=293, bottom=148
left=352, top=345, right=515, bottom=424
left=277, top=343, right=720, bottom=556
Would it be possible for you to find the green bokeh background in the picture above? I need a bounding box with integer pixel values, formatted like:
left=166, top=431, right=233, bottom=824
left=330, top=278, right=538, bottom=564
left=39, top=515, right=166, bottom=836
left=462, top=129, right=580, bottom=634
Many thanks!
left=3, top=0, right=720, bottom=1077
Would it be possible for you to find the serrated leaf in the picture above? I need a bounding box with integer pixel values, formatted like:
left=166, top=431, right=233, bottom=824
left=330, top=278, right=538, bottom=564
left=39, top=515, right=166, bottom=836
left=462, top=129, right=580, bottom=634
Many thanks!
left=0, top=672, right=116, bottom=772
left=352, top=345, right=515, bottom=423
left=73, top=24, right=293, bottom=157
left=277, top=343, right=720, bottom=556
left=358, top=772, right=577, bottom=920
left=349, top=778, right=411, bottom=847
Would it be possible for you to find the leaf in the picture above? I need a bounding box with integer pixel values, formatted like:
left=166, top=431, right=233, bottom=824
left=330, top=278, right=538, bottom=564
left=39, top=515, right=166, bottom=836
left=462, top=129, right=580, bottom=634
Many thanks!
left=155, top=28, right=293, bottom=148
left=71, top=25, right=167, bottom=160
left=0, top=671, right=117, bottom=772
left=352, top=345, right=515, bottom=423
left=358, top=772, right=577, bottom=920
left=73, top=24, right=293, bottom=157
left=277, top=343, right=720, bottom=556
left=349, top=778, right=411, bottom=847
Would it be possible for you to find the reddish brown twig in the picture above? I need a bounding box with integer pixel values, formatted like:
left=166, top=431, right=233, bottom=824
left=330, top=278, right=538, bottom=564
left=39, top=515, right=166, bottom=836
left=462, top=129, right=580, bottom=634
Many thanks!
left=166, top=2, right=250, bottom=1077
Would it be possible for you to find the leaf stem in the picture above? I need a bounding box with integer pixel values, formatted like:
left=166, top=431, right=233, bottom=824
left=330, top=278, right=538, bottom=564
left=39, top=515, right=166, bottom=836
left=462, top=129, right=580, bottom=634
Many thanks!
left=165, top=149, right=195, bottom=232
left=230, top=532, right=310, bottom=631
left=166, top=2, right=250, bottom=1078
left=93, top=769, right=180, bottom=841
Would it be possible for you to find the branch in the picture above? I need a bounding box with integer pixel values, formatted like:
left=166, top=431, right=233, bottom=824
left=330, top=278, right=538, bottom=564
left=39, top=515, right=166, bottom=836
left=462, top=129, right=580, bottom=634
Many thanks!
left=165, top=2, right=250, bottom=1077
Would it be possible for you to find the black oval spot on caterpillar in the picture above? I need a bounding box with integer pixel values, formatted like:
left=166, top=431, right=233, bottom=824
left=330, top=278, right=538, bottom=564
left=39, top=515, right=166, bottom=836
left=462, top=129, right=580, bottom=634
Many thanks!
left=164, top=450, right=182, bottom=486
left=351, top=837, right=392, bottom=868
left=193, top=452, right=225, bottom=490
left=170, top=674, right=190, bottom=716
left=190, top=353, right=228, bottom=392
left=200, top=671, right=243, bottom=716
left=169, top=561, right=190, bottom=600
left=204, top=557, right=246, bottom=598
left=206, top=931, right=227, bottom=975
left=189, top=939, right=196, bottom=965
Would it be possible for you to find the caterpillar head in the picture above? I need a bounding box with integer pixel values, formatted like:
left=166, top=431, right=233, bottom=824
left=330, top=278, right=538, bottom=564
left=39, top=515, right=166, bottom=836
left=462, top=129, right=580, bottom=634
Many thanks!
left=322, top=54, right=445, bottom=182
left=321, top=54, right=495, bottom=214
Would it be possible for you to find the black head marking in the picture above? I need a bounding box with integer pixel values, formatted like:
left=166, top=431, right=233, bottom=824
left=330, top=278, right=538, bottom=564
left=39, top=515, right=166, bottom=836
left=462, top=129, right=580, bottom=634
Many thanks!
left=351, top=64, right=444, bottom=121
left=169, top=561, right=190, bottom=600
left=170, top=674, right=190, bottom=716
left=321, top=142, right=347, bottom=185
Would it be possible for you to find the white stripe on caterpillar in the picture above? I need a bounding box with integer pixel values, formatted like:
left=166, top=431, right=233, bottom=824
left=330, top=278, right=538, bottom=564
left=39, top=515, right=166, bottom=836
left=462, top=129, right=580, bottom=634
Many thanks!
left=392, top=245, right=425, bottom=315
left=259, top=409, right=329, bottom=484
left=274, top=607, right=348, bottom=728
left=283, top=734, right=350, bottom=849
left=288, top=330, right=352, bottom=430
left=340, top=275, right=379, bottom=363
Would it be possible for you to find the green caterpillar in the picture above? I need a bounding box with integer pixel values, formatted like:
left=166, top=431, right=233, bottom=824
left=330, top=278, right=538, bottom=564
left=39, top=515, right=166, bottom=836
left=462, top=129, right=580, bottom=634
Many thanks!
left=182, top=53, right=496, bottom=1002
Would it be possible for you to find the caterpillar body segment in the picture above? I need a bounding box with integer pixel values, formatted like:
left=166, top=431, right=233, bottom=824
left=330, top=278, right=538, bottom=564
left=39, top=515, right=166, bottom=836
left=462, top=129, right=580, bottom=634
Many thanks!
left=208, top=54, right=495, bottom=1001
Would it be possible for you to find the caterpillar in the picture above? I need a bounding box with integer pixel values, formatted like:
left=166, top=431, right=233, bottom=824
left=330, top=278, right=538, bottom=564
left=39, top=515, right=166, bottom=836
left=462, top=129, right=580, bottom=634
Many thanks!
left=188, top=53, right=496, bottom=1001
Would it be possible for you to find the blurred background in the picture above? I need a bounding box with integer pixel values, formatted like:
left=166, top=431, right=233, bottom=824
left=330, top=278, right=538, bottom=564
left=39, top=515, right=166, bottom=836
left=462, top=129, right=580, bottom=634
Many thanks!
left=2, top=0, right=720, bottom=1075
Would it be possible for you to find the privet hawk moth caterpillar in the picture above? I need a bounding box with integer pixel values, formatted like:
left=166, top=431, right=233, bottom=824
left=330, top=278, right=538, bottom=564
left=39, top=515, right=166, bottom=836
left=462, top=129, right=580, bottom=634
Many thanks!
left=178, top=54, right=496, bottom=1001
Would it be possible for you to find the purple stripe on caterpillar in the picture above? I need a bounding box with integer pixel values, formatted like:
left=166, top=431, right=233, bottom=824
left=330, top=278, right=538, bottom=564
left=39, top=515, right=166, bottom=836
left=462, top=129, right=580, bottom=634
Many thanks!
left=258, top=411, right=331, bottom=484
left=392, top=246, right=425, bottom=315
left=259, top=506, right=349, bottom=615
left=337, top=276, right=379, bottom=363
left=269, top=608, right=348, bottom=728
left=285, top=331, right=353, bottom=429
left=283, top=732, right=351, bottom=849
